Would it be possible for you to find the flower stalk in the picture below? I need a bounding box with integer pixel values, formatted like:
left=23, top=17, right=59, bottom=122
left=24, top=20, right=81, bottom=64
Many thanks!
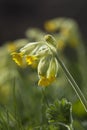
left=55, top=51, right=87, bottom=112
left=67, top=124, right=73, bottom=130
left=45, top=35, right=87, bottom=112
left=11, top=33, right=87, bottom=112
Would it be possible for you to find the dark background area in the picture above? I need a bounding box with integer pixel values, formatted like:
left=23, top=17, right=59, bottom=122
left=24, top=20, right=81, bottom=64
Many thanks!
left=0, top=0, right=87, bottom=45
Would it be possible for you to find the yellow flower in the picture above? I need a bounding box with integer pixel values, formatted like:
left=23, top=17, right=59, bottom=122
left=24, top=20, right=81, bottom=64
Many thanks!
left=26, top=55, right=37, bottom=65
left=11, top=34, right=59, bottom=87
left=11, top=52, right=24, bottom=67
left=44, top=21, right=57, bottom=32
left=44, top=18, right=65, bottom=32
left=38, top=56, right=58, bottom=87
left=38, top=76, right=55, bottom=87
left=26, top=55, right=38, bottom=68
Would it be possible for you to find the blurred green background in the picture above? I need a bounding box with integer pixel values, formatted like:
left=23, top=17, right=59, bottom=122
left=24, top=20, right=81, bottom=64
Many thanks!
left=0, top=0, right=87, bottom=130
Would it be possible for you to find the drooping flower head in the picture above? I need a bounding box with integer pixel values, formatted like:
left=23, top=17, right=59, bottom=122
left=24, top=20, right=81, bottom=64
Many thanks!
left=11, top=35, right=59, bottom=87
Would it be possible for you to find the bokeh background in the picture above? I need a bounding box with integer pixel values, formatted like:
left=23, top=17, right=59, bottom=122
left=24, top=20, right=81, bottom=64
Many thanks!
left=0, top=1, right=87, bottom=129
left=0, top=0, right=87, bottom=45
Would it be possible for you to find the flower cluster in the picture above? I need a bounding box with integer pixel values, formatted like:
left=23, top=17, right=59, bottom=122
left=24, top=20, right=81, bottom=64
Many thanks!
left=44, top=18, right=80, bottom=50
left=11, top=35, right=59, bottom=87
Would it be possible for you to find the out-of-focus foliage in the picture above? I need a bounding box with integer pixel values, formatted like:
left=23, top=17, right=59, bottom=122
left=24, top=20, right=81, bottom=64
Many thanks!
left=0, top=18, right=87, bottom=130
left=46, top=99, right=73, bottom=129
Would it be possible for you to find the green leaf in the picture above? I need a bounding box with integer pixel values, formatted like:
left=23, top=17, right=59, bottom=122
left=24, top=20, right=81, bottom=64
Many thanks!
left=46, top=99, right=73, bottom=126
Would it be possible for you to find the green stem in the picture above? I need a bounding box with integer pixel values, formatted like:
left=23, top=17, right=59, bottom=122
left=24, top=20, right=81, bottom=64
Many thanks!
left=40, top=88, right=45, bottom=130
left=67, top=124, right=73, bottom=130
left=42, top=88, right=49, bottom=107
left=55, top=51, right=87, bottom=112
left=40, top=88, right=49, bottom=129
left=77, top=42, right=87, bottom=91
left=45, top=34, right=87, bottom=112
left=6, top=108, right=10, bottom=130
left=13, top=77, right=17, bottom=120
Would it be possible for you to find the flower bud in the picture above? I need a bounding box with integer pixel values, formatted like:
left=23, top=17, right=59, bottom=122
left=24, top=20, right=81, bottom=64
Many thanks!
left=38, top=56, right=59, bottom=87
left=44, top=34, right=56, bottom=46
left=47, top=57, right=58, bottom=80
left=38, top=55, right=51, bottom=77
left=20, top=42, right=43, bottom=54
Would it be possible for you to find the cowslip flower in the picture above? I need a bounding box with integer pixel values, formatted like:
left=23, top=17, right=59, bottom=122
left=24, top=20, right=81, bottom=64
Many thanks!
left=11, top=52, right=26, bottom=67
left=21, top=42, right=50, bottom=68
left=11, top=42, right=42, bottom=67
left=44, top=18, right=65, bottom=32
left=44, top=21, right=57, bottom=32
left=38, top=56, right=58, bottom=86
left=11, top=35, right=59, bottom=87
left=11, top=34, right=87, bottom=112
left=26, top=55, right=38, bottom=65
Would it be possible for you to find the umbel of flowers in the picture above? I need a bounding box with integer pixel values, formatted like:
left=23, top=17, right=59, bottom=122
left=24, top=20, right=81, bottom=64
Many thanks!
left=11, top=35, right=59, bottom=87
left=11, top=34, right=87, bottom=112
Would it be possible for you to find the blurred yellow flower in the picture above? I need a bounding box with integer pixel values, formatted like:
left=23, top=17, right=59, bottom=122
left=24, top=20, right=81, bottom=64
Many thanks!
left=61, top=28, right=70, bottom=37
left=7, top=42, right=17, bottom=52
left=57, top=39, right=65, bottom=50
left=44, top=18, right=80, bottom=50
left=44, top=21, right=57, bottom=32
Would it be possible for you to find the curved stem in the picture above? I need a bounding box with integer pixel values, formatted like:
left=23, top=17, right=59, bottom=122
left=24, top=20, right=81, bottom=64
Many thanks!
left=45, top=34, right=87, bottom=112
left=67, top=124, right=73, bottom=130
left=77, top=42, right=87, bottom=92
left=55, top=51, right=87, bottom=112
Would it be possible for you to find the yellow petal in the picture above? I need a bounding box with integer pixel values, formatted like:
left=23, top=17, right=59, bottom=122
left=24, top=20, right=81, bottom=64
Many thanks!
left=38, top=77, right=50, bottom=87
left=38, top=76, right=55, bottom=87
left=26, top=55, right=38, bottom=65
left=11, top=52, right=23, bottom=66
